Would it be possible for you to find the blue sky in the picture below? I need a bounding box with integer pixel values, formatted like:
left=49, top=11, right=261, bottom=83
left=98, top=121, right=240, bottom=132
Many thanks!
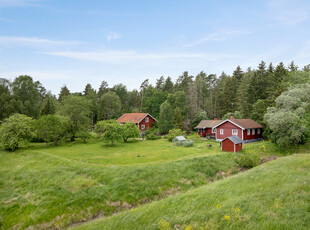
left=0, top=0, right=310, bottom=95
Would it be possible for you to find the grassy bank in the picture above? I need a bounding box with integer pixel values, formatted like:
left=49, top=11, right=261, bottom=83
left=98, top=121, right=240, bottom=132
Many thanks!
left=74, top=154, right=310, bottom=230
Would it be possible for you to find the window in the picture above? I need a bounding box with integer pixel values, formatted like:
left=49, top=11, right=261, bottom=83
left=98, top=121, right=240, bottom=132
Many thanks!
left=212, top=128, right=216, bottom=134
left=257, top=128, right=260, bottom=134
left=247, top=129, right=250, bottom=135
left=220, top=129, right=224, bottom=135
left=252, top=129, right=255, bottom=135
left=145, top=117, right=149, bottom=122
left=141, top=124, right=145, bottom=130
left=232, top=129, right=238, bottom=135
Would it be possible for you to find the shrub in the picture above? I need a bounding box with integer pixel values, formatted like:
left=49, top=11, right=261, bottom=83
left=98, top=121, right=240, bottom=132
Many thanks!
left=183, top=140, right=193, bottom=147
left=145, top=128, right=160, bottom=140
left=167, top=129, right=186, bottom=142
left=235, top=150, right=260, bottom=168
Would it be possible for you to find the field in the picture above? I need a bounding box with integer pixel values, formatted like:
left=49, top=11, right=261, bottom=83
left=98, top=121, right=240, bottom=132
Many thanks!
left=0, top=137, right=306, bottom=229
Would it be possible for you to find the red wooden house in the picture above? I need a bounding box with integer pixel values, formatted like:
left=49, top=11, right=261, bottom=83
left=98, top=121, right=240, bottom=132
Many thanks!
left=221, top=136, right=243, bottom=153
left=213, top=115, right=263, bottom=143
left=194, top=118, right=223, bottom=137
left=117, top=113, right=157, bottom=131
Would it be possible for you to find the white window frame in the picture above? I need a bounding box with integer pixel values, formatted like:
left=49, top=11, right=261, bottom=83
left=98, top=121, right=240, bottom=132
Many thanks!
left=257, top=128, right=260, bottom=134
left=141, top=124, right=145, bottom=130
left=247, top=129, right=250, bottom=135
left=212, top=128, right=216, bottom=134
left=232, top=129, right=238, bottom=136
left=145, top=117, right=149, bottom=122
left=220, top=129, right=224, bottom=135
left=252, top=129, right=255, bottom=135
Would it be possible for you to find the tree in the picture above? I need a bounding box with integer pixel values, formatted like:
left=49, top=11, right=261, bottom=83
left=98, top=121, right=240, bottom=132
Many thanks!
left=222, top=111, right=242, bottom=120
left=140, top=79, right=149, bottom=112
left=158, top=101, right=174, bottom=134
left=264, top=84, right=310, bottom=146
left=0, top=114, right=33, bottom=151
left=97, top=80, right=109, bottom=99
left=83, top=83, right=95, bottom=96
left=162, top=76, right=174, bottom=93
left=56, top=95, right=91, bottom=140
left=40, top=94, right=56, bottom=115
left=120, top=122, right=140, bottom=142
left=112, top=83, right=128, bottom=112
left=98, top=92, right=121, bottom=120
left=36, top=115, right=70, bottom=146
left=58, top=85, right=70, bottom=102
left=173, top=107, right=184, bottom=130
left=0, top=78, right=14, bottom=121
left=12, top=75, right=45, bottom=118
left=95, top=120, right=122, bottom=146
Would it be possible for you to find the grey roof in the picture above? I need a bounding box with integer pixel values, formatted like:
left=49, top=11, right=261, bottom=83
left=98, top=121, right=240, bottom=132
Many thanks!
left=222, top=136, right=243, bottom=144
left=173, top=136, right=186, bottom=141
left=194, top=120, right=223, bottom=129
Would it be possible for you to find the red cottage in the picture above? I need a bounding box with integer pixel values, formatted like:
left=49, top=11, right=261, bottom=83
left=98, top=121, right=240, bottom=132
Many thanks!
left=221, top=136, right=243, bottom=153
left=117, top=113, right=157, bottom=131
left=213, top=115, right=263, bottom=143
left=194, top=118, right=223, bottom=137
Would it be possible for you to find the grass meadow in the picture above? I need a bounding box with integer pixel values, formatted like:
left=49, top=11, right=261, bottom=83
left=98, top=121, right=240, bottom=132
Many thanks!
left=0, top=137, right=306, bottom=229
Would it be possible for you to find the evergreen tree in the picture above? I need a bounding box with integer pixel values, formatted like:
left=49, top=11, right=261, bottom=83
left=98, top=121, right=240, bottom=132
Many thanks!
left=40, top=95, right=56, bottom=116
left=97, top=80, right=109, bottom=99
left=162, top=76, right=174, bottom=93
left=158, top=101, right=174, bottom=134
left=58, top=85, right=70, bottom=102
left=155, top=76, right=165, bottom=91
left=173, top=107, right=184, bottom=130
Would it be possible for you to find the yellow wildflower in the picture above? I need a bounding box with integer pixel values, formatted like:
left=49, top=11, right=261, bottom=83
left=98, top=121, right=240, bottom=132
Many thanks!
left=224, top=215, right=230, bottom=221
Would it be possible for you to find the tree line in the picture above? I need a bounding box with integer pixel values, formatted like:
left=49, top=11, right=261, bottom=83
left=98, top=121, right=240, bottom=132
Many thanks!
left=1, top=61, right=310, bottom=148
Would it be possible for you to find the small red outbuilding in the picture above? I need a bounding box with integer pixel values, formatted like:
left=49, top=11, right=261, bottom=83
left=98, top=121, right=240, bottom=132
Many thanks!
left=221, top=136, right=243, bottom=153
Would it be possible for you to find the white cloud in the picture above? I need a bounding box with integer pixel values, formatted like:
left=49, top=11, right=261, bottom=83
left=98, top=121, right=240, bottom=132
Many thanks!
left=267, top=0, right=309, bottom=25
left=0, top=36, right=80, bottom=46
left=184, top=30, right=250, bottom=47
left=107, top=33, right=122, bottom=42
left=44, top=50, right=237, bottom=63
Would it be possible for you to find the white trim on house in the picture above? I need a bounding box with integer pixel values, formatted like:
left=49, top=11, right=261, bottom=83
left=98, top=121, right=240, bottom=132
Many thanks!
left=232, top=129, right=238, bottom=136
left=234, top=143, right=236, bottom=153
left=137, top=113, right=158, bottom=124
left=220, top=129, right=224, bottom=135
left=252, top=129, right=255, bottom=135
left=145, top=117, right=149, bottom=122
left=212, top=119, right=245, bottom=130
left=247, top=129, right=250, bottom=135
left=257, top=128, right=260, bottom=134
left=141, top=124, right=145, bottom=130
left=212, top=128, right=216, bottom=133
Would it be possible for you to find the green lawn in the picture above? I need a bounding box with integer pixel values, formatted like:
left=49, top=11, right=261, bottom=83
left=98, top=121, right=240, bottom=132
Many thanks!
left=73, top=154, right=310, bottom=230
left=0, top=138, right=292, bottom=229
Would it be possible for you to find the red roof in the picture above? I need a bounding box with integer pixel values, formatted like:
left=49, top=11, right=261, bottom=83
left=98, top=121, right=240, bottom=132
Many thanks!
left=214, top=119, right=263, bottom=129
left=117, top=113, right=149, bottom=124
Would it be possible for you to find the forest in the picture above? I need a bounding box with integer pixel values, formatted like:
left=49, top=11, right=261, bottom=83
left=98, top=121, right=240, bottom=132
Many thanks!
left=1, top=60, right=310, bottom=149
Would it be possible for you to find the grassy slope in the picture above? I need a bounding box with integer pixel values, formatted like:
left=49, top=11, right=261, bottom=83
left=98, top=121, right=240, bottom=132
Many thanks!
left=0, top=139, right=243, bottom=229
left=74, top=154, right=310, bottom=230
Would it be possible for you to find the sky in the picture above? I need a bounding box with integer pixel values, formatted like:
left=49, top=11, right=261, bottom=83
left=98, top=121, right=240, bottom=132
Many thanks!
left=0, top=0, right=310, bottom=95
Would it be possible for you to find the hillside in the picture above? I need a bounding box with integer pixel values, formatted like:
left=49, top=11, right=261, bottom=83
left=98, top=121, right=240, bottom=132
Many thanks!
left=73, top=154, right=310, bottom=230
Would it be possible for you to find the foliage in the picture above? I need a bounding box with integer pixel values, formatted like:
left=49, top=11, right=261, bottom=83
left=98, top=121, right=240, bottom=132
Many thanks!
left=40, top=94, right=56, bottom=115
left=222, top=111, right=242, bottom=120
left=265, top=84, right=310, bottom=146
left=173, top=107, right=184, bottom=130
left=95, top=120, right=122, bottom=146
left=76, top=130, right=92, bottom=143
left=57, top=95, right=91, bottom=140
left=36, top=115, right=70, bottom=146
left=234, top=150, right=260, bottom=168
left=183, top=140, right=193, bottom=147
left=167, top=129, right=186, bottom=141
left=120, top=122, right=141, bottom=142
left=98, top=91, right=121, bottom=120
left=0, top=114, right=34, bottom=151
left=145, top=127, right=160, bottom=140
left=158, top=101, right=174, bottom=134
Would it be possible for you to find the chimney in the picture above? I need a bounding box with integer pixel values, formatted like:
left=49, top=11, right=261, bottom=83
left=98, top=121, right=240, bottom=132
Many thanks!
left=214, top=116, right=217, bottom=120
left=230, top=113, right=234, bottom=120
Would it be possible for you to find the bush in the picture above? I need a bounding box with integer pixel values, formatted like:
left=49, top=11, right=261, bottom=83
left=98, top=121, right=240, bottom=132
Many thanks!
left=167, top=129, right=186, bottom=142
left=145, top=128, right=161, bottom=140
left=183, top=140, right=193, bottom=147
left=235, top=150, right=260, bottom=168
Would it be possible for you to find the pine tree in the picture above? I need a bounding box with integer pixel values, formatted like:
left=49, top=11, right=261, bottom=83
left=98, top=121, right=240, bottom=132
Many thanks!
left=173, top=107, right=184, bottom=130
left=58, top=85, right=70, bottom=102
